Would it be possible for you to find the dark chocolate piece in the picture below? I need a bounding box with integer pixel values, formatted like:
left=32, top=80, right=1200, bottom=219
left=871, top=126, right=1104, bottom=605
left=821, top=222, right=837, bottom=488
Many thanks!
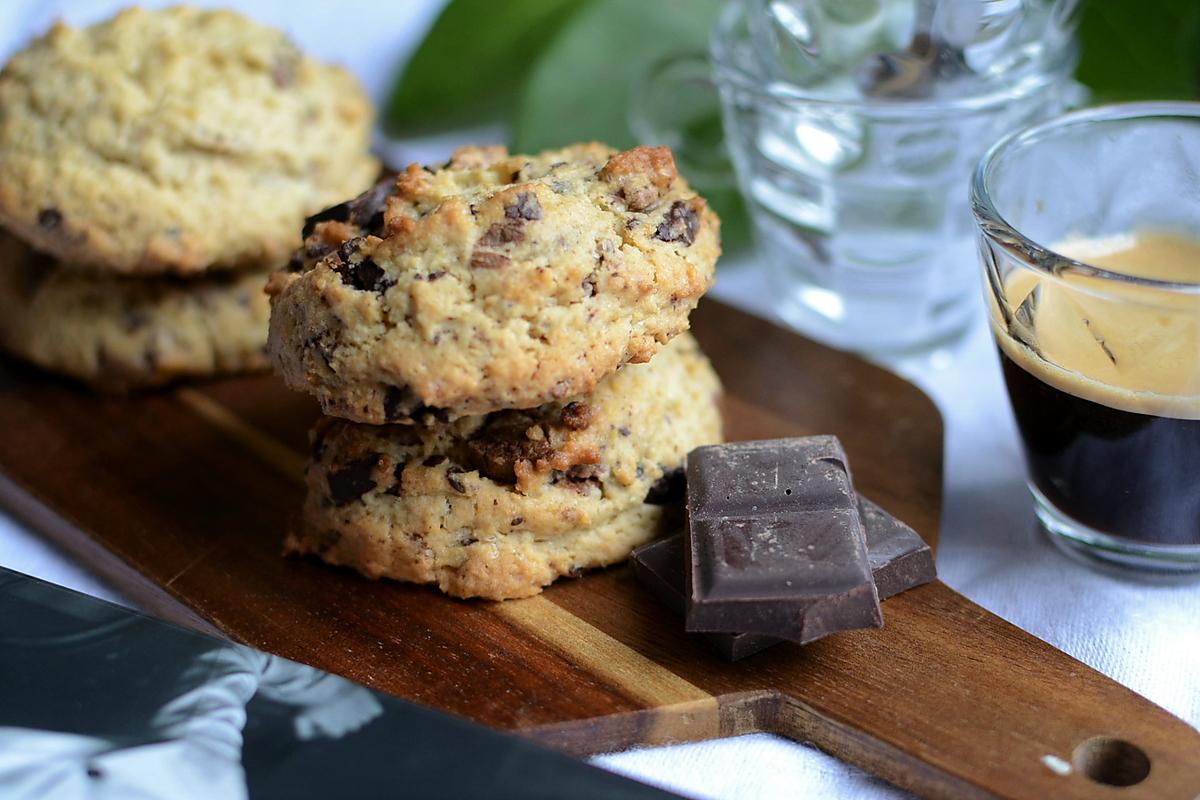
left=858, top=497, right=937, bottom=598
left=631, top=536, right=778, bottom=661
left=632, top=496, right=936, bottom=660
left=684, top=437, right=881, bottom=643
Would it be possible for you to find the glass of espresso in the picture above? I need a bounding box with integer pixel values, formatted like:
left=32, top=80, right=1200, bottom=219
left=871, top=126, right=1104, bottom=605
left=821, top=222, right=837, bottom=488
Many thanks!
left=972, top=103, right=1200, bottom=575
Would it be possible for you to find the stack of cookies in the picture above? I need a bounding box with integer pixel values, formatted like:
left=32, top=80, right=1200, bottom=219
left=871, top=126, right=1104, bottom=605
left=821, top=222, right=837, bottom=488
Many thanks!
left=0, top=8, right=377, bottom=390
left=268, top=143, right=725, bottom=599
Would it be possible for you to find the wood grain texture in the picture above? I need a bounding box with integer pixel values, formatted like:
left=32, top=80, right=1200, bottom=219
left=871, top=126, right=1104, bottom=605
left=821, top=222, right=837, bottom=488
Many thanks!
left=0, top=299, right=1196, bottom=800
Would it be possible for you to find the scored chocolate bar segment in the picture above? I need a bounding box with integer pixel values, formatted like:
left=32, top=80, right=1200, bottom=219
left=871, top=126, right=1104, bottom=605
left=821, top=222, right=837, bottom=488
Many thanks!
left=859, top=497, right=937, bottom=598
left=685, top=437, right=882, bottom=643
left=630, top=536, right=779, bottom=661
left=632, top=497, right=936, bottom=660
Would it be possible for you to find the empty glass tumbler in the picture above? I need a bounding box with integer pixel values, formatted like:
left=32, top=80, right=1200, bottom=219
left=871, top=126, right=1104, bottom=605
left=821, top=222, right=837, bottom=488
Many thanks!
left=710, top=0, right=1079, bottom=356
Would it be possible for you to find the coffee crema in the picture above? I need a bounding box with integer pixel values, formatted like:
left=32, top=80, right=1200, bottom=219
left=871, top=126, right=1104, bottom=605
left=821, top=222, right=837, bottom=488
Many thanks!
left=994, top=230, right=1200, bottom=544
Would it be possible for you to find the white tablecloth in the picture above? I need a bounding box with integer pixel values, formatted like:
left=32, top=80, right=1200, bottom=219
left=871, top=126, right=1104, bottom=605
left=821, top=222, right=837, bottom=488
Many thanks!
left=0, top=3, right=1196, bottom=799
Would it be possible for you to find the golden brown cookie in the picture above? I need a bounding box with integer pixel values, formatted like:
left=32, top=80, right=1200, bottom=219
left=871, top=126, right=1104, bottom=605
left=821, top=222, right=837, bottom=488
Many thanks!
left=0, top=7, right=378, bottom=275
left=0, top=231, right=270, bottom=391
left=286, top=333, right=723, bottom=599
left=267, top=143, right=720, bottom=425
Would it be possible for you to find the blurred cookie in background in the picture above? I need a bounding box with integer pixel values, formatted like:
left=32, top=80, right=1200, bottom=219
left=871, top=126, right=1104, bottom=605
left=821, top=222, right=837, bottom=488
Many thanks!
left=0, top=6, right=380, bottom=390
left=0, top=231, right=271, bottom=391
left=0, top=6, right=379, bottom=276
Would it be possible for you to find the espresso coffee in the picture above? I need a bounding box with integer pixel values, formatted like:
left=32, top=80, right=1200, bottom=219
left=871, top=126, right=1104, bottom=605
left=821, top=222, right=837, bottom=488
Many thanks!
left=995, top=231, right=1200, bottom=545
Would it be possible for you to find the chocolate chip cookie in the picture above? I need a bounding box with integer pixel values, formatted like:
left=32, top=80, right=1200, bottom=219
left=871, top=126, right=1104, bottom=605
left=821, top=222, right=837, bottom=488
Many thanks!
left=0, top=232, right=270, bottom=391
left=285, top=333, right=722, bottom=599
left=267, top=143, right=720, bottom=425
left=0, top=7, right=378, bottom=275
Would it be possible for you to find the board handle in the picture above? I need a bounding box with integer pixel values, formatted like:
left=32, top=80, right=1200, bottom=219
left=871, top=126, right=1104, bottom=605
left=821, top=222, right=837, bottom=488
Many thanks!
left=736, top=582, right=1200, bottom=800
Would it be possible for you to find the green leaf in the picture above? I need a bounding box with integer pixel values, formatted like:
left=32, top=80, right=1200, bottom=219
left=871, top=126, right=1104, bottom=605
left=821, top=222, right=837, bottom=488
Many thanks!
left=695, top=185, right=751, bottom=254
left=512, top=0, right=750, bottom=250
left=1075, top=0, right=1200, bottom=101
left=384, top=0, right=585, bottom=136
left=512, top=0, right=722, bottom=151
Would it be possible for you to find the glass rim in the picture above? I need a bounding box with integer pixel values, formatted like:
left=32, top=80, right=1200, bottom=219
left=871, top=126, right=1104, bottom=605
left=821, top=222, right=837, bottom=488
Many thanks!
left=972, top=101, right=1200, bottom=294
left=707, top=3, right=1078, bottom=117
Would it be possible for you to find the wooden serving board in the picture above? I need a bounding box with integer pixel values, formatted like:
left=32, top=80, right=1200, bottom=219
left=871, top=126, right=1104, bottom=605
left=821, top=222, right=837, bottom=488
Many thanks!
left=0, top=299, right=1196, bottom=800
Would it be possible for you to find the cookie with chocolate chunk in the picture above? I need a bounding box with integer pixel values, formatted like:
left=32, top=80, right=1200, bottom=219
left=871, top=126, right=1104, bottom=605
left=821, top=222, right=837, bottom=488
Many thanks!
left=267, top=142, right=720, bottom=425
left=0, top=232, right=270, bottom=391
left=285, top=333, right=722, bottom=600
left=0, top=7, right=378, bottom=275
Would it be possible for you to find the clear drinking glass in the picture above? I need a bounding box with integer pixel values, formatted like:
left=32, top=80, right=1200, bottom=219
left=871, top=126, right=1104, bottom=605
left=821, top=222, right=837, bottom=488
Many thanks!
left=972, top=103, right=1200, bottom=575
left=709, top=1, right=1078, bottom=357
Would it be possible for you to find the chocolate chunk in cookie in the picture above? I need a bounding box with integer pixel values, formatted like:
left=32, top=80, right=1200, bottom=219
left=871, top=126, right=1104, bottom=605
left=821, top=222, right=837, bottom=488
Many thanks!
left=327, top=454, right=380, bottom=506
left=654, top=201, right=700, bottom=246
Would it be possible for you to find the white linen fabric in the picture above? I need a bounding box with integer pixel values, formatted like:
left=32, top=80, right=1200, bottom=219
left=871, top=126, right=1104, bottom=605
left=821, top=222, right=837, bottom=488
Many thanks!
left=0, top=3, right=1195, bottom=799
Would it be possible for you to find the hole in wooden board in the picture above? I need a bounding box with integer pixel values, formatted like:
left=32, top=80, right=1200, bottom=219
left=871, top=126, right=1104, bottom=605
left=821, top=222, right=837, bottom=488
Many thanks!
left=1072, top=736, right=1151, bottom=787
